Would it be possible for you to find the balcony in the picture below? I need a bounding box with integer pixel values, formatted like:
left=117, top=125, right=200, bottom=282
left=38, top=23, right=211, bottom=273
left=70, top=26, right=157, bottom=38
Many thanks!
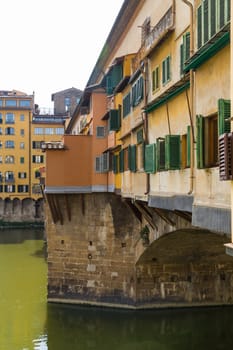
left=132, top=6, right=174, bottom=72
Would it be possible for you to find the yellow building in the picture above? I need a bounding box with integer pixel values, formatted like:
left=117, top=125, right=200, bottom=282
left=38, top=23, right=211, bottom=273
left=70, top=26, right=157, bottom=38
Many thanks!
left=0, top=90, right=65, bottom=201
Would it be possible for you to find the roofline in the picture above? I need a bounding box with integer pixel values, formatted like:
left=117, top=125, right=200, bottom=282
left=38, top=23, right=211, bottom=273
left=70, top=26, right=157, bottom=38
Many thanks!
left=86, top=0, right=143, bottom=86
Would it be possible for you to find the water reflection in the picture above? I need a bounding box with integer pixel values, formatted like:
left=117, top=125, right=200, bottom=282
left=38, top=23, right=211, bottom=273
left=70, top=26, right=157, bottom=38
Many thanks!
left=0, top=229, right=47, bottom=350
left=1, top=229, right=233, bottom=350
left=47, top=303, right=233, bottom=350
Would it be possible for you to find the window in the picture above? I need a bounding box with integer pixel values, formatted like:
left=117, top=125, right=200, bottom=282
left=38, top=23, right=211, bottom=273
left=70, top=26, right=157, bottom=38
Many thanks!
left=113, top=154, right=119, bottom=174
left=5, top=100, right=16, bottom=107
left=35, top=170, right=41, bottom=178
left=5, top=155, right=14, bottom=164
left=0, top=128, right=2, bottom=135
left=5, top=140, right=14, bottom=148
left=196, top=114, right=218, bottom=168
left=55, top=127, right=64, bottom=135
left=197, top=0, right=230, bottom=49
left=162, top=56, right=171, bottom=85
left=18, top=185, right=29, bottom=193
left=20, top=129, right=24, bottom=136
left=136, top=129, right=144, bottom=171
left=0, top=100, right=2, bottom=106
left=34, top=127, right=43, bottom=135
left=45, top=128, right=54, bottom=135
left=0, top=114, right=2, bottom=123
left=181, top=126, right=191, bottom=168
left=65, top=97, right=70, bottom=107
left=4, top=185, right=15, bottom=193
left=18, top=172, right=27, bottom=179
left=123, top=93, right=131, bottom=118
left=0, top=156, right=2, bottom=163
left=19, top=100, right=30, bottom=107
left=32, top=141, right=42, bottom=149
left=180, top=32, right=190, bottom=75
left=96, top=126, right=105, bottom=138
left=95, top=153, right=109, bottom=172
left=132, top=76, right=144, bottom=107
left=5, top=171, right=14, bottom=182
left=156, top=138, right=165, bottom=171
left=20, top=142, right=25, bottom=149
left=5, top=127, right=15, bottom=135
left=152, top=66, right=160, bottom=92
left=32, top=155, right=44, bottom=163
left=20, top=157, right=24, bottom=164
left=20, top=114, right=25, bottom=121
left=0, top=142, right=2, bottom=149
left=5, top=113, right=15, bottom=124
left=165, top=135, right=181, bottom=170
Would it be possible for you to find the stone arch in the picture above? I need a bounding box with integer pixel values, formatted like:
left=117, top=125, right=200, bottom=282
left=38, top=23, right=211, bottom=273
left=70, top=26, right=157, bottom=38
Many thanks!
left=4, top=197, right=12, bottom=216
left=22, top=198, right=35, bottom=219
left=12, top=198, right=21, bottom=216
left=135, top=228, right=233, bottom=307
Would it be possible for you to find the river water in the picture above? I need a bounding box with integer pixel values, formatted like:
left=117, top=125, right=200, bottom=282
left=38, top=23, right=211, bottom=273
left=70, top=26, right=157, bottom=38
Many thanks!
left=1, top=229, right=233, bottom=350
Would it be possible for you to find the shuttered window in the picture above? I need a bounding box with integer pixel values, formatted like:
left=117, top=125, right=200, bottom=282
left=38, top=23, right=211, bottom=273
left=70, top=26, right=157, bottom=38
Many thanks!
left=218, top=98, right=231, bottom=136
left=156, top=138, right=165, bottom=171
left=197, top=114, right=218, bottom=168
left=132, top=76, right=144, bottom=107
left=123, top=93, right=131, bottom=118
left=128, top=145, right=137, bottom=172
left=197, top=0, right=230, bottom=49
left=109, top=109, right=120, bottom=131
left=219, top=133, right=233, bottom=180
left=106, top=64, right=123, bottom=95
left=152, top=66, right=160, bottom=91
left=162, top=56, right=171, bottom=85
left=119, top=149, right=124, bottom=173
left=165, top=135, right=181, bottom=170
left=180, top=32, right=190, bottom=74
left=113, top=154, right=119, bottom=174
left=145, top=143, right=156, bottom=173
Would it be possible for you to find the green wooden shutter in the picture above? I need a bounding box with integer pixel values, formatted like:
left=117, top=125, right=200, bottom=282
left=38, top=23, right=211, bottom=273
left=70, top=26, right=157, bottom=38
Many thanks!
left=218, top=99, right=231, bottom=136
left=113, top=154, right=119, bottom=174
left=112, top=64, right=123, bottom=89
left=162, top=60, right=166, bottom=84
left=152, top=70, right=156, bottom=91
left=165, top=135, right=181, bottom=170
left=106, top=75, right=113, bottom=95
left=210, top=0, right=216, bottom=37
left=180, top=43, right=184, bottom=75
left=203, top=0, right=209, bottom=44
left=184, top=32, right=190, bottom=61
left=145, top=143, right=156, bottom=173
left=166, top=56, right=171, bottom=81
left=156, top=138, right=165, bottom=171
left=196, top=115, right=204, bottom=169
left=197, top=5, right=202, bottom=49
left=109, top=109, right=120, bottom=131
left=129, top=144, right=137, bottom=172
left=187, top=125, right=191, bottom=168
left=119, top=150, right=124, bottom=173
left=142, top=141, right=145, bottom=170
left=219, top=0, right=225, bottom=28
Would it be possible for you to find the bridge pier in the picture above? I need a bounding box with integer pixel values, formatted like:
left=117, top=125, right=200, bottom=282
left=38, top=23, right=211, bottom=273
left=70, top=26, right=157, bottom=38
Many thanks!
left=46, top=193, right=233, bottom=308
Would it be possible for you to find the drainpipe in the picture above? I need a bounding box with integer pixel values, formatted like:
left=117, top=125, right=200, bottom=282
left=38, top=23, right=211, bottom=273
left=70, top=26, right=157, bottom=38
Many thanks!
left=142, top=58, right=150, bottom=195
left=182, top=0, right=195, bottom=195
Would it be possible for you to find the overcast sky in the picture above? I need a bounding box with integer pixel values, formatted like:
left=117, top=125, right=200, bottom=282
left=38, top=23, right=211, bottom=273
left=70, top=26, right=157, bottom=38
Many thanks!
left=0, top=0, right=124, bottom=109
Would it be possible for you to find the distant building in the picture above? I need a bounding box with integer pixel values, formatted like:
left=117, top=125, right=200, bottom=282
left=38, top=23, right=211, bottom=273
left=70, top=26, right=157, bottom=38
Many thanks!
left=51, top=87, right=83, bottom=116
left=0, top=89, right=67, bottom=201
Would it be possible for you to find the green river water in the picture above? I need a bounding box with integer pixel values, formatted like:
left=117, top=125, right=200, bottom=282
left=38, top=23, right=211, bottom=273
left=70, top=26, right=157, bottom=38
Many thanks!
left=1, top=228, right=233, bottom=350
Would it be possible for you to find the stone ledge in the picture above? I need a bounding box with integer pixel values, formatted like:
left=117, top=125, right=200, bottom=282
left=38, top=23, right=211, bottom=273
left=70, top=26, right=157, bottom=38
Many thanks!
left=225, top=243, right=233, bottom=257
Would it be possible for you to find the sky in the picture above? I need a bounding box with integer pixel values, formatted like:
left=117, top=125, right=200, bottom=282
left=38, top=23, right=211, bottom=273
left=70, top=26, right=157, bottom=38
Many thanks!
left=0, top=0, right=124, bottom=109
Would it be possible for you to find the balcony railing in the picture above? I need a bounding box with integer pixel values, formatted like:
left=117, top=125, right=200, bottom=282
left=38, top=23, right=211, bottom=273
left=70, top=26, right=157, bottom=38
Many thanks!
left=132, top=6, right=174, bottom=72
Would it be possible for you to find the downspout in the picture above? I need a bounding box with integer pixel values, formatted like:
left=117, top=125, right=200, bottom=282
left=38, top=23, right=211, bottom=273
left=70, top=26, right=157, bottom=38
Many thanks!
left=142, top=58, right=150, bottom=195
left=182, top=0, right=195, bottom=195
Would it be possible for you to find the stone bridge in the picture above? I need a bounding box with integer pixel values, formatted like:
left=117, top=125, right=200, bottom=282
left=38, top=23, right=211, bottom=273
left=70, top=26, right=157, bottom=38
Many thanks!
left=46, top=192, right=233, bottom=309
